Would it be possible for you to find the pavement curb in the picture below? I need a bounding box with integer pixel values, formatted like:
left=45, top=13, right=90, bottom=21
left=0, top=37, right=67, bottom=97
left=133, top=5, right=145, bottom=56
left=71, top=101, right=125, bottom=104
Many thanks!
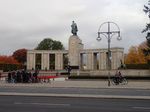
left=0, top=83, right=150, bottom=90
left=0, top=92, right=150, bottom=100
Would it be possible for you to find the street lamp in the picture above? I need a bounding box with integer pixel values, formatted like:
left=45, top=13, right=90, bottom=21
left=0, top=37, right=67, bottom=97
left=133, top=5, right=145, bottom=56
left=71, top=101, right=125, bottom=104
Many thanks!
left=97, top=21, right=121, bottom=86
left=67, top=61, right=71, bottom=76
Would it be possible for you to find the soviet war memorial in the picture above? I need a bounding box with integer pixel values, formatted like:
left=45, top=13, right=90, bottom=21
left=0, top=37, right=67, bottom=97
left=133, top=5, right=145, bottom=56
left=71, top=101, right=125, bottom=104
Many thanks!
left=26, top=21, right=149, bottom=79
left=27, top=21, right=124, bottom=72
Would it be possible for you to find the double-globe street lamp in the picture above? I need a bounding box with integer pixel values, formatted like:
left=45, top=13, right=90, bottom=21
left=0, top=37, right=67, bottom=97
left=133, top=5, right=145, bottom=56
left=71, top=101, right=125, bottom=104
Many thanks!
left=97, top=22, right=121, bottom=86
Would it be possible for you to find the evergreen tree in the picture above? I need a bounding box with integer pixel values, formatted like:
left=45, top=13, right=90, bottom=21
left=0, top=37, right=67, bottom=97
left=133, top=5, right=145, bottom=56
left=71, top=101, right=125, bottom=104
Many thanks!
left=142, top=0, right=150, bottom=45
left=142, top=0, right=150, bottom=57
left=35, top=38, right=64, bottom=50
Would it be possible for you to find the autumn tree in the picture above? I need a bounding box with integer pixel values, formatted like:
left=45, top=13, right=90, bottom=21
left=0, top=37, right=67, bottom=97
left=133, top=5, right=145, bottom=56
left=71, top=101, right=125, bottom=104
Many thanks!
left=125, top=46, right=139, bottom=64
left=138, top=46, right=147, bottom=64
left=125, top=46, right=147, bottom=64
left=0, top=55, right=22, bottom=71
left=12, top=48, right=27, bottom=64
left=0, top=55, right=19, bottom=64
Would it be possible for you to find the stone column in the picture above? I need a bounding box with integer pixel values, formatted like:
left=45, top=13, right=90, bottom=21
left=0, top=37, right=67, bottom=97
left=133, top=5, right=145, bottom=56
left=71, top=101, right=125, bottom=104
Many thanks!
left=27, top=52, right=35, bottom=70
left=111, top=48, right=124, bottom=69
left=86, top=52, right=94, bottom=70
left=55, top=53, right=63, bottom=70
left=80, top=53, right=84, bottom=70
left=93, top=53, right=97, bottom=70
left=99, top=52, right=107, bottom=70
left=116, top=50, right=124, bottom=69
left=111, top=51, right=116, bottom=69
left=41, top=53, right=49, bottom=70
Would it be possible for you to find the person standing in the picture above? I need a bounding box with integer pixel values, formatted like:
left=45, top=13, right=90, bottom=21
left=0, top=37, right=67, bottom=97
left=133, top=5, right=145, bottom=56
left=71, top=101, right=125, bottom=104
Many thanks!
left=8, top=71, right=11, bottom=83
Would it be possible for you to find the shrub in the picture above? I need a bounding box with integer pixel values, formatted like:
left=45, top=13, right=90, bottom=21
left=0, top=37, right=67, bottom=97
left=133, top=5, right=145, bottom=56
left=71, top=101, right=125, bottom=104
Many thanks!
left=0, top=63, right=24, bottom=72
left=125, top=64, right=150, bottom=69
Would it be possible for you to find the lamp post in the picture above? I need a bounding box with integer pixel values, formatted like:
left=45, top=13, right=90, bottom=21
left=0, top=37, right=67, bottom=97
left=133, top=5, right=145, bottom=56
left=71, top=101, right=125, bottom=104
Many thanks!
left=97, top=22, right=121, bottom=86
left=67, top=61, right=71, bottom=76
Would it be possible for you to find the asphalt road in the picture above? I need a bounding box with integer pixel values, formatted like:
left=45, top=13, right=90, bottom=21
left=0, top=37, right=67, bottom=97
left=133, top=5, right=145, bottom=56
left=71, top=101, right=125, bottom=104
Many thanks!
left=0, top=96, right=150, bottom=112
left=0, top=86, right=150, bottom=96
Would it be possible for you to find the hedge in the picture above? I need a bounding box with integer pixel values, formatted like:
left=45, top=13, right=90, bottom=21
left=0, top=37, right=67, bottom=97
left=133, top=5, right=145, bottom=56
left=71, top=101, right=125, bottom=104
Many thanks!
left=0, top=63, right=24, bottom=72
left=125, top=64, right=150, bottom=69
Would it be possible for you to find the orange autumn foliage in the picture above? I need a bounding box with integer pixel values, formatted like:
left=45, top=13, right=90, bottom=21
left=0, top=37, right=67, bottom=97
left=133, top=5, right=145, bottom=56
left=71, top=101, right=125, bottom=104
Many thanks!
left=125, top=46, right=147, bottom=64
left=0, top=55, right=20, bottom=64
left=12, top=48, right=27, bottom=64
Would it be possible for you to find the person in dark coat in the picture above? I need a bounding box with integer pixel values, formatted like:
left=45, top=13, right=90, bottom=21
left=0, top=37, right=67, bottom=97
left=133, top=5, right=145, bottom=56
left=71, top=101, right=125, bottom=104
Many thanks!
left=16, top=70, right=21, bottom=83
left=8, top=71, right=11, bottom=83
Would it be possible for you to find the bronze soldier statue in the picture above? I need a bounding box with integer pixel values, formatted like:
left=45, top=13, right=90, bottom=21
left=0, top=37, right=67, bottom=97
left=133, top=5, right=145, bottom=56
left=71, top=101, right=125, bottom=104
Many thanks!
left=71, top=21, right=78, bottom=35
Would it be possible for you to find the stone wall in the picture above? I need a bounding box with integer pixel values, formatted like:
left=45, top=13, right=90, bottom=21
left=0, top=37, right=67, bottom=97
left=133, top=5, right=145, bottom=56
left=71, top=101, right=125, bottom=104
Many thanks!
left=89, top=70, right=150, bottom=77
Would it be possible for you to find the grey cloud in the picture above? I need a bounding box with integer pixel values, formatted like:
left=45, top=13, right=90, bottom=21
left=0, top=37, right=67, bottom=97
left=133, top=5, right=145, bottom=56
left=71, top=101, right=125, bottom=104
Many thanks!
left=0, top=0, right=148, bottom=55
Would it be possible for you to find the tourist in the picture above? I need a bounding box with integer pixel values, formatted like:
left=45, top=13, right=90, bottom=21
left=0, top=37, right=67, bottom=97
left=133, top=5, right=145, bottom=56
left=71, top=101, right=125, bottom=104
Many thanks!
left=8, top=71, right=11, bottom=83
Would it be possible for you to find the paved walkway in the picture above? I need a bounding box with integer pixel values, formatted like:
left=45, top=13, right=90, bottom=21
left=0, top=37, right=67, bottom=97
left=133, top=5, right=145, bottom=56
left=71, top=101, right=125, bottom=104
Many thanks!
left=0, top=79, right=149, bottom=89
left=0, top=79, right=150, bottom=99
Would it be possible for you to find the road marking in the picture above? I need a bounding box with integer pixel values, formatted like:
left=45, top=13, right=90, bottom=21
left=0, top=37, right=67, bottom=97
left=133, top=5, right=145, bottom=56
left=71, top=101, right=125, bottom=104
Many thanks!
left=133, top=107, right=150, bottom=110
left=14, top=102, right=70, bottom=106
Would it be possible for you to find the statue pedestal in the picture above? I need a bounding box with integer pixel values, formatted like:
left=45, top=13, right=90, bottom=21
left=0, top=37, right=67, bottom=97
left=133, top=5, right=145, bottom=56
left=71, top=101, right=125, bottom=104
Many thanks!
left=68, top=35, right=84, bottom=69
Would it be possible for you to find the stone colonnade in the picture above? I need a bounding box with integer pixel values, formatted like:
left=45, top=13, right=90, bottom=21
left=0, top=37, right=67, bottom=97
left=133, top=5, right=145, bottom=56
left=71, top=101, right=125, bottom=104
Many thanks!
left=27, top=35, right=124, bottom=70
left=80, top=48, right=124, bottom=70
left=27, top=47, right=124, bottom=70
left=27, top=50, right=68, bottom=70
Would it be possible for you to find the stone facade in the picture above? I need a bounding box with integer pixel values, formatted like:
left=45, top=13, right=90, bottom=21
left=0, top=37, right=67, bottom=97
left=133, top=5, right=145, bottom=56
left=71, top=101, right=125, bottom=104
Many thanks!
left=27, top=35, right=124, bottom=70
left=27, top=50, right=68, bottom=70
left=68, top=35, right=83, bottom=67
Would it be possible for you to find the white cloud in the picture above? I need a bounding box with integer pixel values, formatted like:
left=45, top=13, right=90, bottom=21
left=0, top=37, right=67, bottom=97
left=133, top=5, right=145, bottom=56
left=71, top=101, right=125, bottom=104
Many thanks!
left=0, top=0, right=148, bottom=55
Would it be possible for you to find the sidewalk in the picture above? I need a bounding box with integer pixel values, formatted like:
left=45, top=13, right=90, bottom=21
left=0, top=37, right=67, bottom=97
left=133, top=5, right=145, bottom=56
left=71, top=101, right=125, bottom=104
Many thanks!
left=0, top=79, right=150, bottom=100
left=0, top=79, right=149, bottom=89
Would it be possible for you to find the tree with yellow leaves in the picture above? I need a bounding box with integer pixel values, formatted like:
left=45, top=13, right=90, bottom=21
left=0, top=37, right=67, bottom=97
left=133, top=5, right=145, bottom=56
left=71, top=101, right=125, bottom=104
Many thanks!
left=125, top=45, right=147, bottom=64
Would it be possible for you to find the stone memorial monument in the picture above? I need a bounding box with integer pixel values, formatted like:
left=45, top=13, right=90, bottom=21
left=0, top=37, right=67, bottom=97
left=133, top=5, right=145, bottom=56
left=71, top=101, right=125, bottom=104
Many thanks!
left=27, top=21, right=124, bottom=70
left=69, top=21, right=84, bottom=69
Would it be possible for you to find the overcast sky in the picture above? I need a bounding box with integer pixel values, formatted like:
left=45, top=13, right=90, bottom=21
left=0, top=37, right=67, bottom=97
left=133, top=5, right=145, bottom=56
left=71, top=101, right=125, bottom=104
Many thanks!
left=0, top=0, right=148, bottom=55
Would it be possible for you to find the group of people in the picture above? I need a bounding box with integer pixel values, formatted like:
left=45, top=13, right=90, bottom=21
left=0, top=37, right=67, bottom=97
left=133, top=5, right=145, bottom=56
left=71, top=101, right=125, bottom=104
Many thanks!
left=7, top=69, right=39, bottom=83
